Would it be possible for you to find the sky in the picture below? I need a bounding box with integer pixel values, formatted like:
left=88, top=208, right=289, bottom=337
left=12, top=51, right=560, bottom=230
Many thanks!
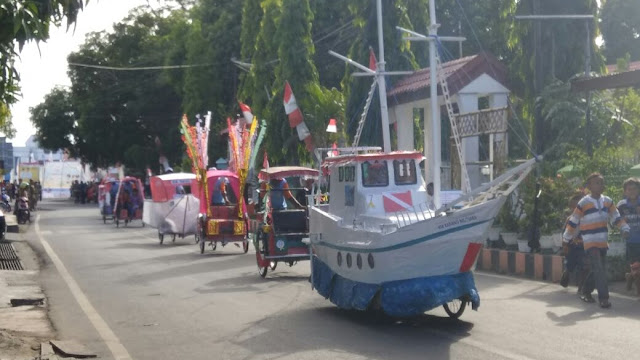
left=9, top=0, right=158, bottom=147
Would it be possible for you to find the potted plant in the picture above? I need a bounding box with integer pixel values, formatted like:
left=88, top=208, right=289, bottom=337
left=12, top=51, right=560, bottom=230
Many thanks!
left=520, top=176, right=575, bottom=253
left=497, top=193, right=523, bottom=248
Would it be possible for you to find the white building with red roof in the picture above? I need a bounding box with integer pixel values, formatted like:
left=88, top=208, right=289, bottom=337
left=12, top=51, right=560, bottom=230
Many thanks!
left=387, top=52, right=510, bottom=191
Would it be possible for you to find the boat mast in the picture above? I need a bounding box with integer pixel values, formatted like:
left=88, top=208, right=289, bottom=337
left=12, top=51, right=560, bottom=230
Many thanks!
left=376, top=0, right=391, bottom=153
left=428, top=0, right=441, bottom=208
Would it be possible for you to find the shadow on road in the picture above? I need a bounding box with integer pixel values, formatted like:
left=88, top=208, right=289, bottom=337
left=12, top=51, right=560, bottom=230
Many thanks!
left=122, top=253, right=251, bottom=285
left=195, top=271, right=309, bottom=294
left=233, top=305, right=474, bottom=360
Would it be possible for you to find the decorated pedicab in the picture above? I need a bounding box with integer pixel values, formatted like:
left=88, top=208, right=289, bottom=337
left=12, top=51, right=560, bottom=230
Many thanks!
left=180, top=108, right=267, bottom=255
left=253, top=166, right=319, bottom=278
left=143, top=172, right=199, bottom=244
left=98, top=177, right=119, bottom=223
left=113, top=176, right=145, bottom=228
left=192, top=170, right=249, bottom=253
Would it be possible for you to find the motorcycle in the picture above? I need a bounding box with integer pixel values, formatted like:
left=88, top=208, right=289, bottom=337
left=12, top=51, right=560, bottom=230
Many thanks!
left=0, top=209, right=5, bottom=240
left=0, top=192, right=11, bottom=213
left=17, top=197, right=30, bottom=224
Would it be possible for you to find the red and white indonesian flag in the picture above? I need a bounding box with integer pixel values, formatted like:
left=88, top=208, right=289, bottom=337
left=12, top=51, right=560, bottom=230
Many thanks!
left=382, top=190, right=413, bottom=213
left=238, top=101, right=254, bottom=125
left=283, top=81, right=313, bottom=151
left=283, top=81, right=303, bottom=128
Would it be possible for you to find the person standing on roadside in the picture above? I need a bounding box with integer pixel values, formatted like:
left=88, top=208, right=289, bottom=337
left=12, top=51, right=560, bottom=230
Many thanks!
left=564, top=172, right=630, bottom=308
left=560, top=193, right=591, bottom=294
left=617, top=178, right=640, bottom=295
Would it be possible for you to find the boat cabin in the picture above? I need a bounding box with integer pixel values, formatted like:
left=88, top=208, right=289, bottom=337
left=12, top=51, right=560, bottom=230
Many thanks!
left=322, top=151, right=430, bottom=222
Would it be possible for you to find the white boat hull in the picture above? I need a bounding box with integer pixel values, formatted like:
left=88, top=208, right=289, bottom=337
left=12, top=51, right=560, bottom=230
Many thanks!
left=309, top=196, right=506, bottom=316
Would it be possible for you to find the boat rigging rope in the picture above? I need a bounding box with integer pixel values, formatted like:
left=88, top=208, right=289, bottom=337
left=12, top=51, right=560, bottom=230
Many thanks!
left=352, top=79, right=379, bottom=148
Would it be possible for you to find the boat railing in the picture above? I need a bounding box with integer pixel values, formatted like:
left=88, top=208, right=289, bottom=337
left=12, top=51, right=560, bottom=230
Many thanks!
left=390, top=201, right=436, bottom=228
left=313, top=146, right=382, bottom=164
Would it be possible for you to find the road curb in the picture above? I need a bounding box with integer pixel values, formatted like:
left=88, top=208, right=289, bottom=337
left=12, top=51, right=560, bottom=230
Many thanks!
left=477, top=247, right=563, bottom=283
left=6, top=214, right=18, bottom=233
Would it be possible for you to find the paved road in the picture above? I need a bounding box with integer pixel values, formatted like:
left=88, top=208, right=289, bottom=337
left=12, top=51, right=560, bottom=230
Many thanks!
left=23, top=201, right=640, bottom=360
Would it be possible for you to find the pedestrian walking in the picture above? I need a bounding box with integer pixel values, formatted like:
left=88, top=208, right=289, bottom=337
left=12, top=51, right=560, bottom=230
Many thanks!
left=560, top=193, right=591, bottom=294
left=564, top=172, right=630, bottom=308
left=617, top=178, right=640, bottom=295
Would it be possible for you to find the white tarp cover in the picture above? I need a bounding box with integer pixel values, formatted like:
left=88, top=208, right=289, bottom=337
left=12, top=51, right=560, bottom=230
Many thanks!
left=143, top=194, right=200, bottom=235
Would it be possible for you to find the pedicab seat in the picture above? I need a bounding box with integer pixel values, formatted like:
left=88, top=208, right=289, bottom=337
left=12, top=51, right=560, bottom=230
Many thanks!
left=272, top=209, right=307, bottom=233
left=210, top=205, right=238, bottom=219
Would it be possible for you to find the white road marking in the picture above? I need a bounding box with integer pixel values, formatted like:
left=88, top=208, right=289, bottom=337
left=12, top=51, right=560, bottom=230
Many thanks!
left=35, top=214, right=132, bottom=360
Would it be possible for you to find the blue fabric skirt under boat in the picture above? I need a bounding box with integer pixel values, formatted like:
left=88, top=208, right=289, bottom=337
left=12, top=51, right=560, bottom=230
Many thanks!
left=311, top=255, right=480, bottom=317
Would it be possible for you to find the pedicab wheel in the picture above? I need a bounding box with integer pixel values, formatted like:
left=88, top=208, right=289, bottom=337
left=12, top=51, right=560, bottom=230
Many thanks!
left=242, top=240, right=249, bottom=254
left=258, top=264, right=268, bottom=278
left=159, top=232, right=164, bottom=244
left=443, top=298, right=467, bottom=319
left=199, top=239, right=205, bottom=254
left=269, top=261, right=278, bottom=271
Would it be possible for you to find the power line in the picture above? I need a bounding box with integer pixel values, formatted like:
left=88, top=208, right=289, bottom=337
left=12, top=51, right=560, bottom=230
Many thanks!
left=67, top=62, right=216, bottom=71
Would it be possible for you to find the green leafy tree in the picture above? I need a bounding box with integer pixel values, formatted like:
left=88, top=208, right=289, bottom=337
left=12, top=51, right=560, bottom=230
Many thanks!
left=260, top=0, right=319, bottom=164
left=0, top=0, right=86, bottom=128
left=237, top=0, right=264, bottom=101
left=42, top=7, right=186, bottom=172
left=29, top=86, right=76, bottom=152
left=601, top=0, right=640, bottom=63
left=243, top=0, right=280, bottom=116
left=182, top=0, right=243, bottom=161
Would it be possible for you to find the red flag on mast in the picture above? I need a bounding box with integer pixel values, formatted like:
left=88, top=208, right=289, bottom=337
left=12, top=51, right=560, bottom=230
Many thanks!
left=369, top=47, right=377, bottom=71
left=283, top=81, right=313, bottom=152
left=283, top=81, right=303, bottom=128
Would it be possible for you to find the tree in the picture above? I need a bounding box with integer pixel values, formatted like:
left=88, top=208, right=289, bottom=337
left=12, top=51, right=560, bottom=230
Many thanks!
left=181, top=0, right=243, bottom=160
left=54, top=7, right=186, bottom=172
left=237, top=0, right=264, bottom=101
left=601, top=0, right=640, bottom=63
left=29, top=87, right=76, bottom=152
left=0, top=0, right=87, bottom=127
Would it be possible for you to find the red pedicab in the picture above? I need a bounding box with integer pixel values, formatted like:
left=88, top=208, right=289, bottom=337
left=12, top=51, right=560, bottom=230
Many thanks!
left=114, top=176, right=145, bottom=228
left=98, top=177, right=119, bottom=223
left=253, top=166, right=319, bottom=278
left=144, top=172, right=199, bottom=244
left=192, top=170, right=249, bottom=254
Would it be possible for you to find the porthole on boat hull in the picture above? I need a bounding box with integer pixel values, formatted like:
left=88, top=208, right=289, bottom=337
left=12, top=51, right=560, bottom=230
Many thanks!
left=337, top=252, right=342, bottom=267
left=368, top=253, right=374, bottom=269
left=346, top=253, right=352, bottom=268
left=357, top=254, right=362, bottom=269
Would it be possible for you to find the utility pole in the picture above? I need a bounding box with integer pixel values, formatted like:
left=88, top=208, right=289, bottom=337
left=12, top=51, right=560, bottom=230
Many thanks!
left=458, top=21, right=463, bottom=58
left=584, top=21, right=592, bottom=157
left=514, top=13, right=594, bottom=156
left=515, top=11, right=594, bottom=252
